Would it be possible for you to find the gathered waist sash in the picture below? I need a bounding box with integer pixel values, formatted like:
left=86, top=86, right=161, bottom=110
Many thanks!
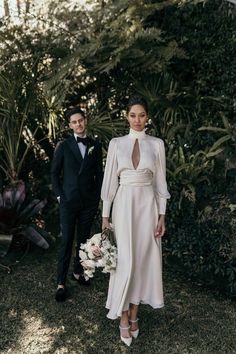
left=119, top=169, right=153, bottom=186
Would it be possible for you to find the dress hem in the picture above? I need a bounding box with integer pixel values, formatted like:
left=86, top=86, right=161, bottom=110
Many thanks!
left=106, top=301, right=164, bottom=320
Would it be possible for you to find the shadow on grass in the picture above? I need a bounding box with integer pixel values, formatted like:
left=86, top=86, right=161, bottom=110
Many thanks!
left=0, top=243, right=236, bottom=354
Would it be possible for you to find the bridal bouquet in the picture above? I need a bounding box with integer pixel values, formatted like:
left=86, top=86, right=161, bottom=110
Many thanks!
left=79, top=227, right=117, bottom=280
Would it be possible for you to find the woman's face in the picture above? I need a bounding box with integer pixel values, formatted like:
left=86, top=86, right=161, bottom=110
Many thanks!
left=127, top=104, right=148, bottom=131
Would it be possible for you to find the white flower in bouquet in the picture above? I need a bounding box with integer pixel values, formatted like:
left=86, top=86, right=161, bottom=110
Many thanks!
left=103, top=252, right=110, bottom=261
left=101, top=239, right=111, bottom=250
left=84, top=269, right=95, bottom=279
left=87, top=249, right=96, bottom=259
left=79, top=227, right=117, bottom=279
left=97, top=258, right=106, bottom=267
left=81, top=259, right=96, bottom=269
left=79, top=250, right=88, bottom=261
left=102, top=267, right=110, bottom=274
left=80, top=243, right=86, bottom=250
left=90, top=233, right=101, bottom=246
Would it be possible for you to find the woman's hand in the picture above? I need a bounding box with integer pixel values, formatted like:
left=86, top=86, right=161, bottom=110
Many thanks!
left=102, top=217, right=111, bottom=230
left=154, top=215, right=166, bottom=238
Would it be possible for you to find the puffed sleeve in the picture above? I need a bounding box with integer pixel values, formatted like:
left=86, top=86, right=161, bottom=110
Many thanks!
left=101, top=138, right=119, bottom=217
left=153, top=139, right=170, bottom=215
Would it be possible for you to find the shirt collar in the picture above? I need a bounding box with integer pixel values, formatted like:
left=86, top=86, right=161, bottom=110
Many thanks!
left=74, top=133, right=87, bottom=140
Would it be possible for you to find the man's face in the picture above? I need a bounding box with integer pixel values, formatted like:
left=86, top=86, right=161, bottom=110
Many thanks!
left=69, top=113, right=87, bottom=136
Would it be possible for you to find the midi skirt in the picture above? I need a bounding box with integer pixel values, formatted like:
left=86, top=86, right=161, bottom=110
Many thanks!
left=105, top=169, right=164, bottom=319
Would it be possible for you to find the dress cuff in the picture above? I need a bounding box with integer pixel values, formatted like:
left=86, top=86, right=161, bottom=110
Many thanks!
left=158, top=197, right=167, bottom=215
left=102, top=200, right=112, bottom=217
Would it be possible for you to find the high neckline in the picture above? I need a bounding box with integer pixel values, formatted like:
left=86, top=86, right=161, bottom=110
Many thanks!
left=128, top=128, right=146, bottom=140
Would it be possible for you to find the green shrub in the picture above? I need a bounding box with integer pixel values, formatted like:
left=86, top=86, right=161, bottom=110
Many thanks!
left=165, top=193, right=236, bottom=297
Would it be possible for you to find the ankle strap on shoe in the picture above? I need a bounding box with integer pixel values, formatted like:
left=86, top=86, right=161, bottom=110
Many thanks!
left=119, top=325, right=130, bottom=330
left=129, top=318, right=139, bottom=323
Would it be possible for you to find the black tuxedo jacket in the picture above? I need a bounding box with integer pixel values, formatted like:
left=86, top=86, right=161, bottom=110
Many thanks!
left=51, top=135, right=103, bottom=208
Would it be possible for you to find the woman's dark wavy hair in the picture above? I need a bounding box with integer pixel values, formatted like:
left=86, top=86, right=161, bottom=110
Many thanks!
left=65, top=107, right=86, bottom=122
left=127, top=96, right=149, bottom=114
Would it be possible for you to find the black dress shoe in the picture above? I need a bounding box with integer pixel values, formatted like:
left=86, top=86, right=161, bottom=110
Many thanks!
left=55, top=287, right=67, bottom=302
left=71, top=273, right=91, bottom=286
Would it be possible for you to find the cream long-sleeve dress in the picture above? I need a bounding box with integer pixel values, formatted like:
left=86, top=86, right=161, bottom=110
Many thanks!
left=101, top=128, right=170, bottom=319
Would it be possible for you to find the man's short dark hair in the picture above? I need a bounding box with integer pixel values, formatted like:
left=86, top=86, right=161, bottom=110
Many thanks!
left=65, top=107, right=86, bottom=121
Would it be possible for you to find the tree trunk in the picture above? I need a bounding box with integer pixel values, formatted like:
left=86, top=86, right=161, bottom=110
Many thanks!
left=17, top=0, right=21, bottom=16
left=25, top=0, right=30, bottom=13
left=4, top=0, right=10, bottom=16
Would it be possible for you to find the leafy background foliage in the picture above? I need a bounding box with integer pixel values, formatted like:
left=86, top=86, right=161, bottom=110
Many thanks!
left=0, top=0, right=235, bottom=295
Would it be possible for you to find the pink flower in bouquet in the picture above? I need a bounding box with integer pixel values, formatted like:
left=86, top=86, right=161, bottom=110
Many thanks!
left=81, top=259, right=95, bottom=270
left=91, top=245, right=103, bottom=257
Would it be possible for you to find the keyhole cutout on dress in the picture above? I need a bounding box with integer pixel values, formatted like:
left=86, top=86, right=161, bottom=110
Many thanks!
left=132, top=139, right=140, bottom=170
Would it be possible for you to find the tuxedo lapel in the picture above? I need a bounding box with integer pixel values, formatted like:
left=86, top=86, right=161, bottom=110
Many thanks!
left=66, top=136, right=83, bottom=165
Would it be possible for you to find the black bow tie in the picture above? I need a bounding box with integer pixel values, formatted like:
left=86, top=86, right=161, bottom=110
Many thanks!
left=76, top=136, right=88, bottom=145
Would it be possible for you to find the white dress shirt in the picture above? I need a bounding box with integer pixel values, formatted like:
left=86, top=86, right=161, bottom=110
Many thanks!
left=74, top=133, right=87, bottom=158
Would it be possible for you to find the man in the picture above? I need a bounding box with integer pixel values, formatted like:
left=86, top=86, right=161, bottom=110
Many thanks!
left=51, top=107, right=103, bottom=302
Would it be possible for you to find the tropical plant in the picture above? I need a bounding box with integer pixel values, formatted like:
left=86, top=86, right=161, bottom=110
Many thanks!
left=199, top=112, right=236, bottom=156
left=134, top=73, right=196, bottom=138
left=0, top=71, right=48, bottom=183
left=165, top=194, right=236, bottom=296
left=41, top=0, right=186, bottom=113
left=86, top=108, right=126, bottom=143
left=0, top=180, right=49, bottom=261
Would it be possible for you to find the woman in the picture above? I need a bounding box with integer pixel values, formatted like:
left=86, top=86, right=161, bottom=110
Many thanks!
left=101, top=96, right=170, bottom=346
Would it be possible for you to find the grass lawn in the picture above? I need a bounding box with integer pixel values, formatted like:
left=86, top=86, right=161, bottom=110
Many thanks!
left=0, top=242, right=235, bottom=354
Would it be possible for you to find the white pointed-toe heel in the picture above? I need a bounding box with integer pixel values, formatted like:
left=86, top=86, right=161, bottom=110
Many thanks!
left=119, top=325, right=132, bottom=346
left=129, top=318, right=139, bottom=338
